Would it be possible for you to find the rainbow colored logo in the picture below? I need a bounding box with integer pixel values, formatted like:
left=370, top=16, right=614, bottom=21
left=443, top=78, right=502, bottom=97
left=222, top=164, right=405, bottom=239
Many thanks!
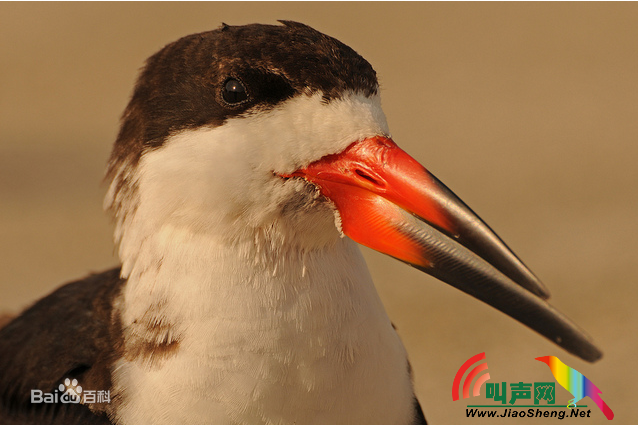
left=536, top=356, right=614, bottom=420
left=452, top=352, right=491, bottom=401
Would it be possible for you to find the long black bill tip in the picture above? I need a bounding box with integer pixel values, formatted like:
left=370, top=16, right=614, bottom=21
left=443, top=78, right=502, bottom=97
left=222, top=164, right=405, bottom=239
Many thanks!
left=397, top=208, right=603, bottom=363
left=418, top=262, right=603, bottom=363
left=424, top=172, right=552, bottom=300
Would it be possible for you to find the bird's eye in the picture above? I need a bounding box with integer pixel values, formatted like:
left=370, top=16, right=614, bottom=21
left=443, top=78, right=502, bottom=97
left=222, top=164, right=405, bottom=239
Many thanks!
left=222, top=78, right=248, bottom=104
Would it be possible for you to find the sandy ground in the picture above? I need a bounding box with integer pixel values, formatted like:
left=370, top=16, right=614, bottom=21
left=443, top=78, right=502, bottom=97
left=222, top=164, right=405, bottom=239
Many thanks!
left=1, top=3, right=636, bottom=424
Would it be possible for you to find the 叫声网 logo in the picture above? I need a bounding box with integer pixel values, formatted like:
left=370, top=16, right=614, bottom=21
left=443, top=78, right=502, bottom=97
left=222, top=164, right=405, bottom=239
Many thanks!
left=452, top=353, right=615, bottom=421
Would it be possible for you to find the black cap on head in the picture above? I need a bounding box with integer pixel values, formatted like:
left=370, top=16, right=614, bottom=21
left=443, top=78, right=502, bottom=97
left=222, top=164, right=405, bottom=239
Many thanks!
left=107, top=21, right=378, bottom=180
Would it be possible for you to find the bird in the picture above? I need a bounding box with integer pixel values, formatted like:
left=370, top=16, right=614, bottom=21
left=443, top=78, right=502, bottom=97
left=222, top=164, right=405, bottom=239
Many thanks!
left=535, top=356, right=613, bottom=420
left=0, top=21, right=603, bottom=425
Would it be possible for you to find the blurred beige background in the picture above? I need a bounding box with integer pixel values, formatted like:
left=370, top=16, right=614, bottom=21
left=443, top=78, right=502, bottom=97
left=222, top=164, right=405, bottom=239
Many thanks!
left=1, top=3, right=636, bottom=424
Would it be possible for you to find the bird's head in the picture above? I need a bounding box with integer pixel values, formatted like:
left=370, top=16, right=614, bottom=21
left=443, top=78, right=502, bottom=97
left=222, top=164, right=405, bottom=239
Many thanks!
left=105, top=21, right=601, bottom=363
left=106, top=21, right=388, bottom=251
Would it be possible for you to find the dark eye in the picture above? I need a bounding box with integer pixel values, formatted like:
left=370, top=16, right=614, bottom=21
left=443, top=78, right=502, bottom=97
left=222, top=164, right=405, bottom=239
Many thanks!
left=222, top=78, right=248, bottom=104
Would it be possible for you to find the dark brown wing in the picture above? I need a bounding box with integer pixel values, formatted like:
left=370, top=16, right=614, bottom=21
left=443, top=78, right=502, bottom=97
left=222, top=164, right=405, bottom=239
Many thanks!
left=0, top=268, right=125, bottom=424
left=413, top=397, right=428, bottom=425
left=400, top=326, right=427, bottom=425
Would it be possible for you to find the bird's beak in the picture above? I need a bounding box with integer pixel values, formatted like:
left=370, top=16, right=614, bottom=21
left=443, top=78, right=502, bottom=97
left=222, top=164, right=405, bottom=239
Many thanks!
left=287, top=136, right=601, bottom=362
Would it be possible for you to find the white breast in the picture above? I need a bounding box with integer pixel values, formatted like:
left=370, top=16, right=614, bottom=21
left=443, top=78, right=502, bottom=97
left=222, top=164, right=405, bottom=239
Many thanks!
left=110, top=234, right=416, bottom=425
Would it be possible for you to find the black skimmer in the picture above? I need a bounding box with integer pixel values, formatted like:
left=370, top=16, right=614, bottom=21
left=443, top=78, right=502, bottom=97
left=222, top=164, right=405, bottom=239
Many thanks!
left=0, top=21, right=601, bottom=425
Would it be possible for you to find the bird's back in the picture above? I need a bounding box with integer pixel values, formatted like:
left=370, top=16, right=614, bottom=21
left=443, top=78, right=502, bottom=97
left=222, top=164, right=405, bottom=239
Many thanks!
left=0, top=269, right=123, bottom=424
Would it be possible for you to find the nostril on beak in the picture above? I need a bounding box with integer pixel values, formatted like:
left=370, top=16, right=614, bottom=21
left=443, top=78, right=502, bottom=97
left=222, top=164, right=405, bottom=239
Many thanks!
left=355, top=169, right=382, bottom=187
